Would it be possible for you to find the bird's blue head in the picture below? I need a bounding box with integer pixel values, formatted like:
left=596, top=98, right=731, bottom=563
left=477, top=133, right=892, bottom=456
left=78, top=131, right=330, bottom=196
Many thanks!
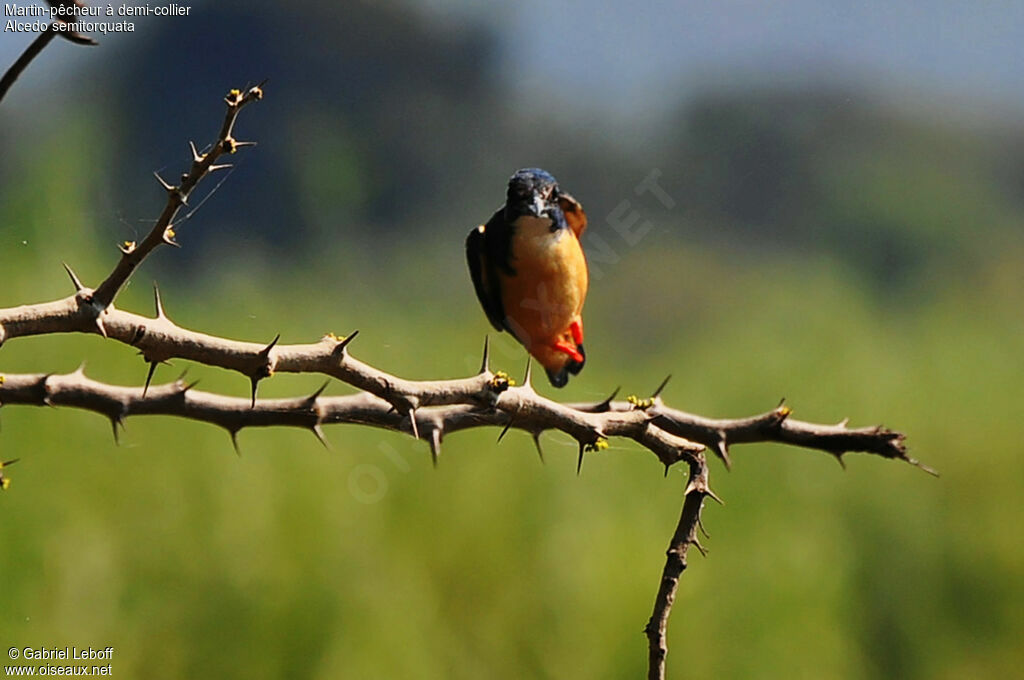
left=505, top=168, right=562, bottom=221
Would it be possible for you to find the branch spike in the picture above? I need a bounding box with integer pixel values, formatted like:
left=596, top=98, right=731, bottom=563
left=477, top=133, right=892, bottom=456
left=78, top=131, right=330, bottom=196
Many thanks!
left=334, top=330, right=359, bottom=354
left=596, top=386, right=621, bottom=412
left=258, top=334, right=281, bottom=357
left=532, top=432, right=545, bottom=464
left=480, top=336, right=490, bottom=374
left=110, top=416, right=122, bottom=444
left=711, top=435, right=732, bottom=471
left=153, top=171, right=175, bottom=192
left=697, top=516, right=711, bottom=539
left=908, top=457, right=940, bottom=477
left=305, top=381, right=329, bottom=405
left=161, top=229, right=180, bottom=247
left=152, top=283, right=166, bottom=319
left=62, top=262, right=84, bottom=292
left=143, top=361, right=158, bottom=397
left=652, top=374, right=672, bottom=399
left=311, top=424, right=330, bottom=450
left=429, top=428, right=442, bottom=468
left=408, top=408, right=420, bottom=440
left=496, top=406, right=520, bottom=444
left=683, top=478, right=700, bottom=497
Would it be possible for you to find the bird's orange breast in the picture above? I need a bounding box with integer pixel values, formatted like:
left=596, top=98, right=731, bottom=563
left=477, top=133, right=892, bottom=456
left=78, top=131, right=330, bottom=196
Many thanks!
left=499, top=217, right=588, bottom=355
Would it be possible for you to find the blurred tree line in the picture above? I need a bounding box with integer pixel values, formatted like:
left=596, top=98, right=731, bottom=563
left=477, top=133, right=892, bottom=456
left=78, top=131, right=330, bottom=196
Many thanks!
left=84, top=0, right=1019, bottom=294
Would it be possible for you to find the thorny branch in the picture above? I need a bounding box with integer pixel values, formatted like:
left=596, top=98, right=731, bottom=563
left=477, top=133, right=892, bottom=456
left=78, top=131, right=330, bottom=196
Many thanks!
left=0, top=12, right=97, bottom=106
left=0, top=27, right=61, bottom=105
left=0, top=85, right=932, bottom=680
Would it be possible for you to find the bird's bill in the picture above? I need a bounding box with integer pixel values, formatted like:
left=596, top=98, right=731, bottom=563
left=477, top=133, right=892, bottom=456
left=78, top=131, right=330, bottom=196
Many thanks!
left=528, top=193, right=548, bottom=217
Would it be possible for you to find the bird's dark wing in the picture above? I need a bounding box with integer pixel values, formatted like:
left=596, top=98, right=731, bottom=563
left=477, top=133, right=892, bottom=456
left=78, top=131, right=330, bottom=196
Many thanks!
left=558, top=191, right=588, bottom=238
left=466, top=215, right=507, bottom=332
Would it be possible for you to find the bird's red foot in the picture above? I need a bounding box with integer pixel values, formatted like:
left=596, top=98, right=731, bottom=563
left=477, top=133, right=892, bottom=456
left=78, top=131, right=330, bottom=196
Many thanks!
left=553, top=340, right=584, bottom=364
left=569, top=320, right=584, bottom=345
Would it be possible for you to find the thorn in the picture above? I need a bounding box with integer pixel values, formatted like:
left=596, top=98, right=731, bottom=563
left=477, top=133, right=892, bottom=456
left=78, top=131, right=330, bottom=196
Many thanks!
left=162, top=229, right=180, bottom=247
left=496, top=407, right=520, bottom=444
left=837, top=417, right=849, bottom=428
left=664, top=462, right=670, bottom=478
left=712, top=436, right=732, bottom=471
left=143, top=361, right=158, bottom=397
left=306, top=381, right=329, bottom=404
left=189, top=140, right=203, bottom=162
left=72, top=362, right=86, bottom=377
left=532, top=432, right=545, bottom=464
left=429, top=429, right=442, bottom=468
left=311, top=424, right=330, bottom=450
left=576, top=441, right=585, bottom=476
left=480, top=336, right=490, bottom=373
left=697, top=516, right=711, bottom=539
left=334, top=330, right=359, bottom=354
left=705, top=487, right=724, bottom=505
left=408, top=408, right=420, bottom=440
left=94, top=316, right=108, bottom=338
left=690, top=538, right=708, bottom=557
left=249, top=377, right=260, bottom=408
left=230, top=430, right=241, bottom=456
left=777, top=397, right=787, bottom=409
left=496, top=420, right=515, bottom=444
left=110, top=416, right=123, bottom=444
left=523, top=356, right=533, bottom=387
left=909, top=458, right=940, bottom=477
left=153, top=283, right=166, bottom=319
left=182, top=379, right=200, bottom=393
left=153, top=171, right=175, bottom=192
left=684, top=478, right=701, bottom=497
left=62, top=262, right=84, bottom=292
left=208, top=163, right=233, bottom=172
left=652, top=374, right=672, bottom=399
left=595, top=386, right=621, bottom=412
left=258, top=334, right=281, bottom=357
left=833, top=452, right=847, bottom=470
left=0, top=459, right=19, bottom=467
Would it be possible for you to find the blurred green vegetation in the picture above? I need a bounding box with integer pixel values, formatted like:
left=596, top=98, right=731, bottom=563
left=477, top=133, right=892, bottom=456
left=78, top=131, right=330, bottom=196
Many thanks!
left=2, top=3, right=1024, bottom=678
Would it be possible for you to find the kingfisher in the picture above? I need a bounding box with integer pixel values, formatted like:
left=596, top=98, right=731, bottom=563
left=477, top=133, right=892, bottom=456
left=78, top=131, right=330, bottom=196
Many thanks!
left=466, top=168, right=589, bottom=387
